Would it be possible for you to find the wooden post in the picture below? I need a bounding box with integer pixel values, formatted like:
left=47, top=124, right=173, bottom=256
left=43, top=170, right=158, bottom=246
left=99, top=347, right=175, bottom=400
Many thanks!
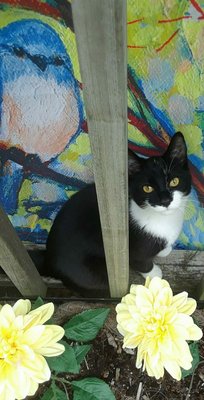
left=0, top=207, right=47, bottom=296
left=72, top=0, right=129, bottom=297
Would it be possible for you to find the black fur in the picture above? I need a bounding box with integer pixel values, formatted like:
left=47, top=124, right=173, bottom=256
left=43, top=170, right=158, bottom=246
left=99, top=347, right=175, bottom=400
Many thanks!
left=44, top=132, right=191, bottom=297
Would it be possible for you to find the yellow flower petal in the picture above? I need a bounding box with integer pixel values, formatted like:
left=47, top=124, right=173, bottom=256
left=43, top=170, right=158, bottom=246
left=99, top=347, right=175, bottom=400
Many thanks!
left=0, top=385, right=15, bottom=400
left=13, top=299, right=31, bottom=316
left=144, top=277, right=151, bottom=288
left=39, top=343, right=65, bottom=357
left=187, top=324, right=203, bottom=341
left=23, top=325, right=45, bottom=345
left=172, top=292, right=188, bottom=309
left=31, top=325, right=64, bottom=349
left=116, top=276, right=203, bottom=381
left=116, top=324, right=128, bottom=337
left=154, top=287, right=173, bottom=308
left=123, top=333, right=142, bottom=349
left=122, top=293, right=136, bottom=305
left=0, top=299, right=63, bottom=399
left=27, top=380, right=39, bottom=396
left=0, top=305, right=15, bottom=324
left=177, top=298, right=197, bottom=315
left=146, top=354, right=164, bottom=380
left=148, top=277, right=170, bottom=298
left=7, top=367, right=30, bottom=399
left=22, top=354, right=51, bottom=382
left=163, top=360, right=182, bottom=381
left=116, top=310, right=131, bottom=325
left=136, top=345, right=144, bottom=369
left=28, top=302, right=54, bottom=324
left=134, top=286, right=153, bottom=309
left=130, top=284, right=138, bottom=295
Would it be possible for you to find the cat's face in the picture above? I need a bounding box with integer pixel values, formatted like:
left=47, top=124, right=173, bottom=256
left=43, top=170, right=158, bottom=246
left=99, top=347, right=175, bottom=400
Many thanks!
left=129, top=132, right=191, bottom=214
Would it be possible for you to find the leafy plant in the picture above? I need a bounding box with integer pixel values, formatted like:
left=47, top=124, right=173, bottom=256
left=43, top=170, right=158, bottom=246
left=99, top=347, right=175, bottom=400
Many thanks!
left=38, top=302, right=114, bottom=400
left=181, top=341, right=200, bottom=379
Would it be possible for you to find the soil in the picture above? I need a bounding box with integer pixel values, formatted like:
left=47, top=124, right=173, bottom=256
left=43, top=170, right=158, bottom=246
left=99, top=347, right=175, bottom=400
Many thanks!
left=33, top=302, right=204, bottom=400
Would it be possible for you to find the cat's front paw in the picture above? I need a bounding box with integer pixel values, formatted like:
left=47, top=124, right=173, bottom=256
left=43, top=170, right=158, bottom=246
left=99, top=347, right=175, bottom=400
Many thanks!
left=157, top=246, right=172, bottom=258
left=140, top=264, right=162, bottom=279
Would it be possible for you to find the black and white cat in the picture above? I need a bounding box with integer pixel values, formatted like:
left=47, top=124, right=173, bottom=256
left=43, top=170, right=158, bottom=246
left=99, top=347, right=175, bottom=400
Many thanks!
left=45, top=132, right=191, bottom=297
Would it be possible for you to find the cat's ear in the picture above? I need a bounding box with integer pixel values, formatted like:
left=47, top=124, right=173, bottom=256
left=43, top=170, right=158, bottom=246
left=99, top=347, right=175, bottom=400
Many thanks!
left=164, top=132, right=187, bottom=164
left=128, top=149, right=142, bottom=175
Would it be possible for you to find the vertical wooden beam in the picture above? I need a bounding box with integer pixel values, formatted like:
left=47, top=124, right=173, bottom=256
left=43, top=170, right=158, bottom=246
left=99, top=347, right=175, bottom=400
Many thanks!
left=0, top=207, right=47, bottom=296
left=72, top=0, right=129, bottom=297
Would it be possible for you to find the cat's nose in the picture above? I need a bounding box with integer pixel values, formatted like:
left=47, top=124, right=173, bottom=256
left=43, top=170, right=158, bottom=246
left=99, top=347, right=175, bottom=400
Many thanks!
left=160, top=193, right=171, bottom=207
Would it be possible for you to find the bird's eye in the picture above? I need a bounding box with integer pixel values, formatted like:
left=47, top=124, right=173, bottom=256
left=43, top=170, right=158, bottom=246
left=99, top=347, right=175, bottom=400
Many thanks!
left=169, top=177, right=179, bottom=188
left=53, top=57, right=64, bottom=66
left=13, top=47, right=25, bottom=58
left=143, top=185, right=154, bottom=193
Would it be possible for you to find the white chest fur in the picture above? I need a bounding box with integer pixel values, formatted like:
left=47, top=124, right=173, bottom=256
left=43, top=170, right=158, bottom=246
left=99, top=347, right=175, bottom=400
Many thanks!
left=130, top=194, right=186, bottom=247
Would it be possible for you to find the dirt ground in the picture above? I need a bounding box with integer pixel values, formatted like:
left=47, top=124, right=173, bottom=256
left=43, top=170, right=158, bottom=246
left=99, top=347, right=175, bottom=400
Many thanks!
left=34, top=302, right=204, bottom=400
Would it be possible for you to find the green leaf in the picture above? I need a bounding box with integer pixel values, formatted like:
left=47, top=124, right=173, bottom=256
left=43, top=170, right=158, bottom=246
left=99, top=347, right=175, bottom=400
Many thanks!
left=47, top=341, right=79, bottom=374
left=32, top=296, right=44, bottom=310
left=73, top=344, right=92, bottom=365
left=41, top=382, right=67, bottom=400
left=182, top=341, right=200, bottom=379
left=64, top=308, right=110, bottom=342
left=71, top=377, right=116, bottom=400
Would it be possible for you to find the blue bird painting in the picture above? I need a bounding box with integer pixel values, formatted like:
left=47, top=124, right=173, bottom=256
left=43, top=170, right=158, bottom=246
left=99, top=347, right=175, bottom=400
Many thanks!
left=0, top=19, right=84, bottom=215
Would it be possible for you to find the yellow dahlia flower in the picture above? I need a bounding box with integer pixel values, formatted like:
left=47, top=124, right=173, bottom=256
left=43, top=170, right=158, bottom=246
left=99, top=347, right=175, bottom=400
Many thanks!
left=116, top=277, right=203, bottom=381
left=0, top=300, right=65, bottom=400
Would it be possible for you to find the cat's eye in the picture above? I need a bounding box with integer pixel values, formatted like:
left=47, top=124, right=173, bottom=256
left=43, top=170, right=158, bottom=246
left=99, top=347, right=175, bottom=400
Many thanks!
left=143, top=185, right=154, bottom=193
left=169, top=177, right=179, bottom=188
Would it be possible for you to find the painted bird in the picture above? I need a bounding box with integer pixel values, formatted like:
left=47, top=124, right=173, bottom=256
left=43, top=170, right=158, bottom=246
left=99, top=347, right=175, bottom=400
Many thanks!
left=0, top=19, right=83, bottom=213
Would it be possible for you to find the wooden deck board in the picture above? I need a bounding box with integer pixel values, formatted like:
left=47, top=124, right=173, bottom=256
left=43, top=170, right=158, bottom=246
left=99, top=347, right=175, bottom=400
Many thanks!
left=0, top=249, right=203, bottom=300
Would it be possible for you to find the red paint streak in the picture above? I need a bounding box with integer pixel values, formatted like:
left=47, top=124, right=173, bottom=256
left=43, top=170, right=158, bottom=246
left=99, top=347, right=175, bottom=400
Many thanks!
left=81, top=120, right=88, bottom=133
left=128, top=45, right=147, bottom=49
left=128, top=143, right=162, bottom=157
left=128, top=112, right=167, bottom=150
left=158, top=16, right=191, bottom=23
left=0, top=0, right=61, bottom=19
left=128, top=78, right=146, bottom=104
left=0, top=142, right=10, bottom=151
left=127, top=18, right=144, bottom=25
left=156, top=29, right=179, bottom=52
left=190, top=0, right=204, bottom=18
left=78, top=81, right=83, bottom=90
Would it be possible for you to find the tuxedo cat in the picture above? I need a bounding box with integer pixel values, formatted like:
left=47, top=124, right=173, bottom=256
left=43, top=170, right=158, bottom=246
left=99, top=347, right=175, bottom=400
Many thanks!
left=45, top=132, right=191, bottom=297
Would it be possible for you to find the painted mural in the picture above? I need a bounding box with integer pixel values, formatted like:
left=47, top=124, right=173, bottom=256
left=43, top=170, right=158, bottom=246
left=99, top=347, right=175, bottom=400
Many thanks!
left=0, top=0, right=203, bottom=250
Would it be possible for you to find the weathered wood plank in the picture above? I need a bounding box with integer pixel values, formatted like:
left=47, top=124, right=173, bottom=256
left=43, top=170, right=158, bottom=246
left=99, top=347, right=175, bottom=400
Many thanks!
left=130, top=250, right=204, bottom=298
left=0, top=207, right=47, bottom=296
left=0, top=250, right=203, bottom=300
left=72, top=0, right=129, bottom=297
left=24, top=246, right=203, bottom=299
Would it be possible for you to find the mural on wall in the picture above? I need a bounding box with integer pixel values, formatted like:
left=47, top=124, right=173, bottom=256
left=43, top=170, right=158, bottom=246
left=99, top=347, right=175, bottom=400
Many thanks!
left=127, top=0, right=204, bottom=249
left=0, top=0, right=203, bottom=250
left=0, top=1, right=92, bottom=243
